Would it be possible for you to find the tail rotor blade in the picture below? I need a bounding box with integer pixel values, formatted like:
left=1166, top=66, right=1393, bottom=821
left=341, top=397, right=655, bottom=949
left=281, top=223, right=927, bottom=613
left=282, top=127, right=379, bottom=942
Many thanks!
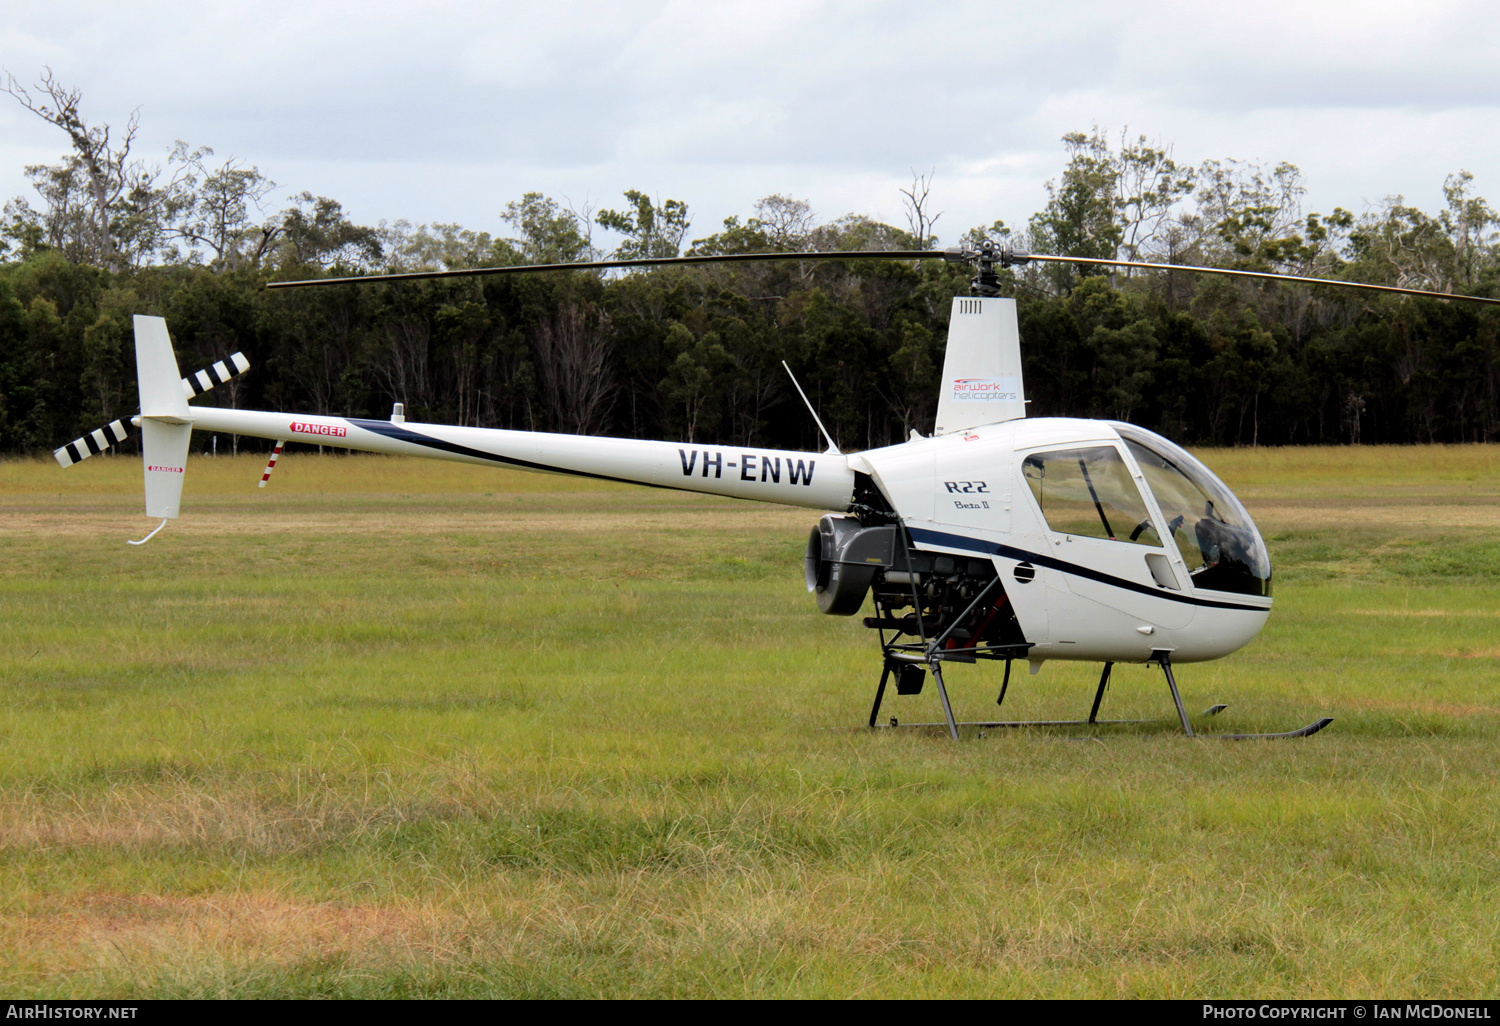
left=57, top=350, right=249, bottom=465
left=54, top=419, right=132, bottom=468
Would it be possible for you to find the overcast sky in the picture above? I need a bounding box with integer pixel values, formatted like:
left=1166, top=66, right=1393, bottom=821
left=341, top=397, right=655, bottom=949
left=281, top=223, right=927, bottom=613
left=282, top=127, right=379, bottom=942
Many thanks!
left=3, top=1, right=1498, bottom=251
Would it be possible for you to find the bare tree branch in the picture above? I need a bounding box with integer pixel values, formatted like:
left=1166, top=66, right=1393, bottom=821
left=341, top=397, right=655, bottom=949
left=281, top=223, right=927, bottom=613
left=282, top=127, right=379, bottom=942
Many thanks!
left=900, top=168, right=943, bottom=247
left=2, top=67, right=154, bottom=271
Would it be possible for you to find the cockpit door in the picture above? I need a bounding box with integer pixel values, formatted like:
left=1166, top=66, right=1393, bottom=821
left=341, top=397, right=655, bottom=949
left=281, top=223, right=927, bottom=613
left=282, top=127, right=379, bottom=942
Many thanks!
left=1112, top=423, right=1273, bottom=600
left=1019, top=443, right=1195, bottom=632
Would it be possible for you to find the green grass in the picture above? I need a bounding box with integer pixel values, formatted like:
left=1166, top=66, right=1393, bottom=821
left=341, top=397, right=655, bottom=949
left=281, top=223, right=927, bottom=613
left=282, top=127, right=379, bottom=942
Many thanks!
left=1, top=446, right=1498, bottom=998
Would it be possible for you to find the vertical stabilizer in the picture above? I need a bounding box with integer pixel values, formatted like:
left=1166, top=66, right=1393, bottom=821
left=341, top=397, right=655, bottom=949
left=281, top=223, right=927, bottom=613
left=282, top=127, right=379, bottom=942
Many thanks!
left=134, top=315, right=193, bottom=519
left=141, top=420, right=192, bottom=518
left=933, top=297, right=1025, bottom=435
left=134, top=315, right=190, bottom=419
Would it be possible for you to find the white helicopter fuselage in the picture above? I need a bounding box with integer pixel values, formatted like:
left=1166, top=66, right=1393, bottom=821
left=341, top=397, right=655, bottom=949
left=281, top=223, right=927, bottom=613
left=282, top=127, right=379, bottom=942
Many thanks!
left=182, top=405, right=1270, bottom=668
left=856, top=418, right=1271, bottom=666
left=105, top=305, right=1273, bottom=673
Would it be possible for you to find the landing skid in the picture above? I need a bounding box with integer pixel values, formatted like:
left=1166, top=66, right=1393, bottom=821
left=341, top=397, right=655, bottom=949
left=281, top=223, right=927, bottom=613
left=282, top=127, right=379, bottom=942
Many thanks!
left=1199, top=719, right=1335, bottom=740
left=863, top=540, right=1330, bottom=741
left=874, top=719, right=1151, bottom=730
left=1154, top=650, right=1333, bottom=740
left=866, top=651, right=1333, bottom=741
left=873, top=717, right=1332, bottom=738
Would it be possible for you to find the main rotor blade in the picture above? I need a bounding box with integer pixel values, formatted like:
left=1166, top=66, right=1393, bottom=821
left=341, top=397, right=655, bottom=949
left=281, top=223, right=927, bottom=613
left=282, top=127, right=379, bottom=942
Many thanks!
left=265, top=247, right=1500, bottom=307
left=265, top=250, right=941, bottom=289
left=1022, top=254, right=1500, bottom=307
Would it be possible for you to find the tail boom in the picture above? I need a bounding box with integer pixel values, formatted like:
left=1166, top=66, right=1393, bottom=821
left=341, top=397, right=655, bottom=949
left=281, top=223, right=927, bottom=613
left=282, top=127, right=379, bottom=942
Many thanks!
left=186, top=407, right=855, bottom=511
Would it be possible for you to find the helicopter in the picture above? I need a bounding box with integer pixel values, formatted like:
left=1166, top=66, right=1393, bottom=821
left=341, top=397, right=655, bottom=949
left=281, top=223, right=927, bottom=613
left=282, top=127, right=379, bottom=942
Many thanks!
left=51, top=243, right=1500, bottom=740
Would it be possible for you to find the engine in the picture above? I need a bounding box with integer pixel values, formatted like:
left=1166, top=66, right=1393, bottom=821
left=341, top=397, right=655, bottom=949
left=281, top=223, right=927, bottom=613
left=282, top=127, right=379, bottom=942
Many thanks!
left=804, top=512, right=1027, bottom=655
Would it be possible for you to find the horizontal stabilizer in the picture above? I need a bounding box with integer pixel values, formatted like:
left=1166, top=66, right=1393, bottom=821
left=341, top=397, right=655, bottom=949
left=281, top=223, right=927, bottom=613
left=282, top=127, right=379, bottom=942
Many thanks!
left=54, top=420, right=132, bottom=467
left=181, top=352, right=250, bottom=398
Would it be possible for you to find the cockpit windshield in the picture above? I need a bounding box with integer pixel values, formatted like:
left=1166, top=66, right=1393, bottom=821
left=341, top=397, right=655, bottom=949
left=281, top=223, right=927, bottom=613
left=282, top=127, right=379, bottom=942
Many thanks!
left=1111, top=423, right=1272, bottom=597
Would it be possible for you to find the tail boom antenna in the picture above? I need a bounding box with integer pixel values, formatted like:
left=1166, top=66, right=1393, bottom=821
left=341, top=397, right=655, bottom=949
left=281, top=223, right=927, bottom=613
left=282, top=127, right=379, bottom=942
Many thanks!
left=781, top=361, right=839, bottom=454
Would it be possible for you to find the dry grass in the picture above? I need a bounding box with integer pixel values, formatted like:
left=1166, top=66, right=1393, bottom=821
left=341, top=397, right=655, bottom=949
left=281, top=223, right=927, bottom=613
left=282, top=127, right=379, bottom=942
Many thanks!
left=0, top=450, right=618, bottom=498
left=1, top=448, right=1498, bottom=997
left=2, top=507, right=811, bottom=539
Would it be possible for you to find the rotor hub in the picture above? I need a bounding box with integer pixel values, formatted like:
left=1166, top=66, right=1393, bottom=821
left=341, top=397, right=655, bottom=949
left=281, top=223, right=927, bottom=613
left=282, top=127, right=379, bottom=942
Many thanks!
left=944, top=242, right=1031, bottom=297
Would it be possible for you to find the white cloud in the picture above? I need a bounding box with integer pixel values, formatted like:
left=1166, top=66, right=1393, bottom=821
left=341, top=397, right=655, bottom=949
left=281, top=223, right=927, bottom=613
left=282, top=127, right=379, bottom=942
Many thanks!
left=2, top=0, right=1498, bottom=249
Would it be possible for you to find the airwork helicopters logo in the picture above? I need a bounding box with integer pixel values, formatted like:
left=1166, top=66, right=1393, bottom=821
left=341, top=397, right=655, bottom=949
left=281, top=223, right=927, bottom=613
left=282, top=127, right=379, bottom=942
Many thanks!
left=952, top=376, right=1019, bottom=402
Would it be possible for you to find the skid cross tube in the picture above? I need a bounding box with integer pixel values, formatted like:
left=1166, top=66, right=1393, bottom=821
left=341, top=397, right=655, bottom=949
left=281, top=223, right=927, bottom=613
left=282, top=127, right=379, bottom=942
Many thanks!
left=868, top=662, right=892, bottom=729
left=925, top=574, right=1001, bottom=739
left=1088, top=662, right=1113, bottom=724
left=929, top=661, right=960, bottom=741
left=1155, top=651, right=1195, bottom=736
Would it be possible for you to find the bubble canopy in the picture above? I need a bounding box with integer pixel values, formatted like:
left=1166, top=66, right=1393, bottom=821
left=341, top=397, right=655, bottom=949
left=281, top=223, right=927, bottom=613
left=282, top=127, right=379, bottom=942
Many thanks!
left=1110, top=423, right=1272, bottom=598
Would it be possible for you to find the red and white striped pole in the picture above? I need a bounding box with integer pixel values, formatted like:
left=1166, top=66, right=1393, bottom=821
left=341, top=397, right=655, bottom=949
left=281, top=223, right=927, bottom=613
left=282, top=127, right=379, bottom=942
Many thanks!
left=258, top=440, right=286, bottom=488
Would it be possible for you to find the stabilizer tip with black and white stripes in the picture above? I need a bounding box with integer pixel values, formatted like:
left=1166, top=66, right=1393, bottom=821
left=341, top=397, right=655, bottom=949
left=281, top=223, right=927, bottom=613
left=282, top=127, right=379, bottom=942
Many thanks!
left=180, top=352, right=251, bottom=399
left=54, top=419, right=132, bottom=467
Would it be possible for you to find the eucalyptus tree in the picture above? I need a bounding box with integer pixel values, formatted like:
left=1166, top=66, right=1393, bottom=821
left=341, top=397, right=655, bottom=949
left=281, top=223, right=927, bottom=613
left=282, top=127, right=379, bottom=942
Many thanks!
left=501, top=192, right=596, bottom=264
left=1, top=69, right=166, bottom=272
left=596, top=190, right=692, bottom=260
left=160, top=145, right=280, bottom=271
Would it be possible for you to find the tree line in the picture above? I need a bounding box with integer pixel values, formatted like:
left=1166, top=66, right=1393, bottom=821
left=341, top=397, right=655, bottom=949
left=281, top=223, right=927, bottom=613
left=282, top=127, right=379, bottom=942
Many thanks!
left=2, top=71, right=1498, bottom=458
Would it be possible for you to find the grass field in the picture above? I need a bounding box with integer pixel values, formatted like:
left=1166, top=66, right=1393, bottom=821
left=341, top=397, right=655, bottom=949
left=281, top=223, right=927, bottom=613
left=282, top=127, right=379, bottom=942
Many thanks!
left=1, top=445, right=1498, bottom=998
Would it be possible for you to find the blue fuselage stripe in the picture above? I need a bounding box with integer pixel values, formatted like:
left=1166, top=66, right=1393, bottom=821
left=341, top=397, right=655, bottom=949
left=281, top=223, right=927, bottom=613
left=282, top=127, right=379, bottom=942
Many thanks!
left=907, top=526, right=1267, bottom=612
left=347, top=419, right=663, bottom=488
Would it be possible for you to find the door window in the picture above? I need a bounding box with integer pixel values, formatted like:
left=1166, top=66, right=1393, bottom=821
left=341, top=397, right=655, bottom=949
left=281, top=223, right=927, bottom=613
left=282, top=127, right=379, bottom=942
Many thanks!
left=1021, top=446, right=1161, bottom=546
